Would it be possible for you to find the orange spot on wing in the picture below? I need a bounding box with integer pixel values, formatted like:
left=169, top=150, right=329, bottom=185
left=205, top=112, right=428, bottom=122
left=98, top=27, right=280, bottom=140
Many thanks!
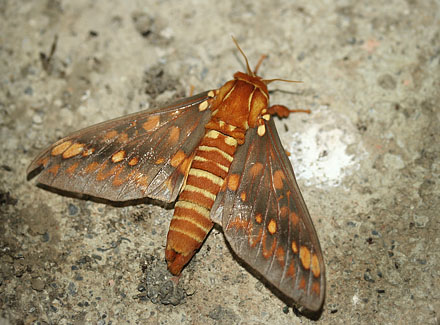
left=170, top=150, right=186, bottom=167
left=280, top=206, right=289, bottom=218
left=291, top=241, right=298, bottom=254
left=287, top=261, right=295, bottom=278
left=299, top=276, right=307, bottom=291
left=37, top=157, right=50, bottom=167
left=143, top=116, right=160, bottom=132
left=178, top=156, right=193, bottom=175
left=312, top=281, right=321, bottom=296
left=227, top=174, right=240, bottom=191
left=84, top=161, right=100, bottom=174
left=109, top=164, right=124, bottom=185
left=290, top=211, right=299, bottom=226
left=96, top=164, right=123, bottom=182
left=276, top=246, right=285, bottom=267
left=103, top=130, right=118, bottom=141
left=249, top=227, right=263, bottom=248
left=273, top=170, right=285, bottom=190
left=96, top=162, right=109, bottom=181
left=255, top=213, right=263, bottom=224
left=155, top=157, right=165, bottom=164
left=82, top=148, right=95, bottom=157
left=66, top=161, right=80, bottom=175
left=227, top=217, right=266, bottom=249
left=51, top=141, right=72, bottom=156
left=134, top=172, right=149, bottom=189
left=47, top=164, right=60, bottom=176
left=300, top=246, right=311, bottom=270
left=118, top=132, right=129, bottom=143
left=128, top=157, right=139, bottom=166
left=240, top=191, right=246, bottom=201
left=113, top=168, right=135, bottom=187
left=226, top=216, right=249, bottom=231
left=267, top=219, right=277, bottom=235
left=168, top=126, right=180, bottom=145
left=311, top=254, right=321, bottom=278
left=262, top=234, right=277, bottom=259
left=249, top=162, right=263, bottom=178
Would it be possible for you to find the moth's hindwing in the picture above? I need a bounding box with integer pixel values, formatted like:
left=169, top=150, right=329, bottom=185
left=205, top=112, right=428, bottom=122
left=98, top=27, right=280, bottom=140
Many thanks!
left=211, top=118, right=325, bottom=311
left=27, top=92, right=213, bottom=202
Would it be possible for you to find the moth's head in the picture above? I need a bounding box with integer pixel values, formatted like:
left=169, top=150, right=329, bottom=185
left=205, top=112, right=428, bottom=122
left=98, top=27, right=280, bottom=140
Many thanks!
left=231, top=37, right=301, bottom=128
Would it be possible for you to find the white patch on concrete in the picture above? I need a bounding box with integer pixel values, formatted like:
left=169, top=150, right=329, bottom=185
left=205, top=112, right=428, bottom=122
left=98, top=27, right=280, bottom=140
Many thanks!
left=352, top=294, right=360, bottom=305
left=283, top=106, right=361, bottom=188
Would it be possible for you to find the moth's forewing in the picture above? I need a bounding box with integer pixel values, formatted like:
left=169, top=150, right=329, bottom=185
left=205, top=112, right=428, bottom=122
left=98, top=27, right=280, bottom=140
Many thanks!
left=27, top=92, right=212, bottom=202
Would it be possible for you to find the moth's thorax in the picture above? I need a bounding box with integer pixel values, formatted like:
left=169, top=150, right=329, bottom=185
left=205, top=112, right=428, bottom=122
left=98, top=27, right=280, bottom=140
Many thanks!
left=210, top=72, right=269, bottom=130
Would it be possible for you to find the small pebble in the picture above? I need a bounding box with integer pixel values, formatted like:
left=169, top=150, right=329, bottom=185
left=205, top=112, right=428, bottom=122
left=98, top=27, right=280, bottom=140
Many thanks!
left=31, top=278, right=45, bottom=291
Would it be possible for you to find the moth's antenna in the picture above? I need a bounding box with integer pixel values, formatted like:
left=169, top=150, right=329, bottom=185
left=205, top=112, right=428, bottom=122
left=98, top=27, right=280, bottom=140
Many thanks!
left=253, top=54, right=267, bottom=75
left=232, top=36, right=254, bottom=76
left=262, top=78, right=302, bottom=85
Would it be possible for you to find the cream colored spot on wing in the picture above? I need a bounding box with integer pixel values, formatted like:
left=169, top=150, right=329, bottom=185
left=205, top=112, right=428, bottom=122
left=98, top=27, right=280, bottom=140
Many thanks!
left=257, top=124, right=266, bottom=136
left=51, top=141, right=72, bottom=156
left=62, top=142, right=84, bottom=159
left=198, top=100, right=209, bottom=111
left=111, top=150, right=126, bottom=163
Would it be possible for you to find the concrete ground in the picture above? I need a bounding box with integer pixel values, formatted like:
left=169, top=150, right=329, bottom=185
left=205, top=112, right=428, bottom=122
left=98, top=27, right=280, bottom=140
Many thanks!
left=1, top=0, right=439, bottom=324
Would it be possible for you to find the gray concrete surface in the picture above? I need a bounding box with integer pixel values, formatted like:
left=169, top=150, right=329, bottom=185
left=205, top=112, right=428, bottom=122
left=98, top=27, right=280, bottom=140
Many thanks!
left=1, top=0, right=439, bottom=324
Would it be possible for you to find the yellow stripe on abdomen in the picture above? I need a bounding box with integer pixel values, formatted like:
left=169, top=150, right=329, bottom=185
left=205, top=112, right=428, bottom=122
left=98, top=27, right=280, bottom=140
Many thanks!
left=166, top=128, right=239, bottom=275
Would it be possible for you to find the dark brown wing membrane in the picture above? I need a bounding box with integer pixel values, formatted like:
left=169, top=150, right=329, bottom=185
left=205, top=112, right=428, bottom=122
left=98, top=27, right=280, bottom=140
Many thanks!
left=27, top=92, right=213, bottom=202
left=211, top=118, right=325, bottom=311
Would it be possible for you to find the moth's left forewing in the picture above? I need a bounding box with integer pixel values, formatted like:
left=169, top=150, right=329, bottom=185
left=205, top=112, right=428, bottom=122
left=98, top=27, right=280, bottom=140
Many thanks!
left=211, top=118, right=325, bottom=312
left=27, top=92, right=213, bottom=202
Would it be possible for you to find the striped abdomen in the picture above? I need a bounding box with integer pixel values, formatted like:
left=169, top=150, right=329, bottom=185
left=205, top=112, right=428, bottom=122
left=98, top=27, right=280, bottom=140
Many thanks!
left=166, top=128, right=239, bottom=275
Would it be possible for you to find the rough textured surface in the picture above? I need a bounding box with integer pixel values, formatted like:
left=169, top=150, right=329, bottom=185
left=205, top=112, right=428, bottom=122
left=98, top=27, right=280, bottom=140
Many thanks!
left=1, top=0, right=439, bottom=324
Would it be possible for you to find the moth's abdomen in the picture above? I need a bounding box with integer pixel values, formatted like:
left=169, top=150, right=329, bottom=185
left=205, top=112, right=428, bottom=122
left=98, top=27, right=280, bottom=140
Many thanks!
left=166, top=128, right=238, bottom=275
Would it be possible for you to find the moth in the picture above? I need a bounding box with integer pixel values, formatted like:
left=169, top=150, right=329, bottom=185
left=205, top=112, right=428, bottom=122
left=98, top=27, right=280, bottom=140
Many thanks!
left=27, top=39, right=325, bottom=312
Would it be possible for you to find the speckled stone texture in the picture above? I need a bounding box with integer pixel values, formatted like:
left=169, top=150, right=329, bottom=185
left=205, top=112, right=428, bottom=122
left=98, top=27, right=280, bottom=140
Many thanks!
left=1, top=0, right=439, bottom=324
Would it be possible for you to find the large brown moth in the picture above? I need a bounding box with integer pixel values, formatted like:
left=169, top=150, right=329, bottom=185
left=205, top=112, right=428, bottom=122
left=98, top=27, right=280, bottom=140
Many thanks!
left=27, top=38, right=325, bottom=312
